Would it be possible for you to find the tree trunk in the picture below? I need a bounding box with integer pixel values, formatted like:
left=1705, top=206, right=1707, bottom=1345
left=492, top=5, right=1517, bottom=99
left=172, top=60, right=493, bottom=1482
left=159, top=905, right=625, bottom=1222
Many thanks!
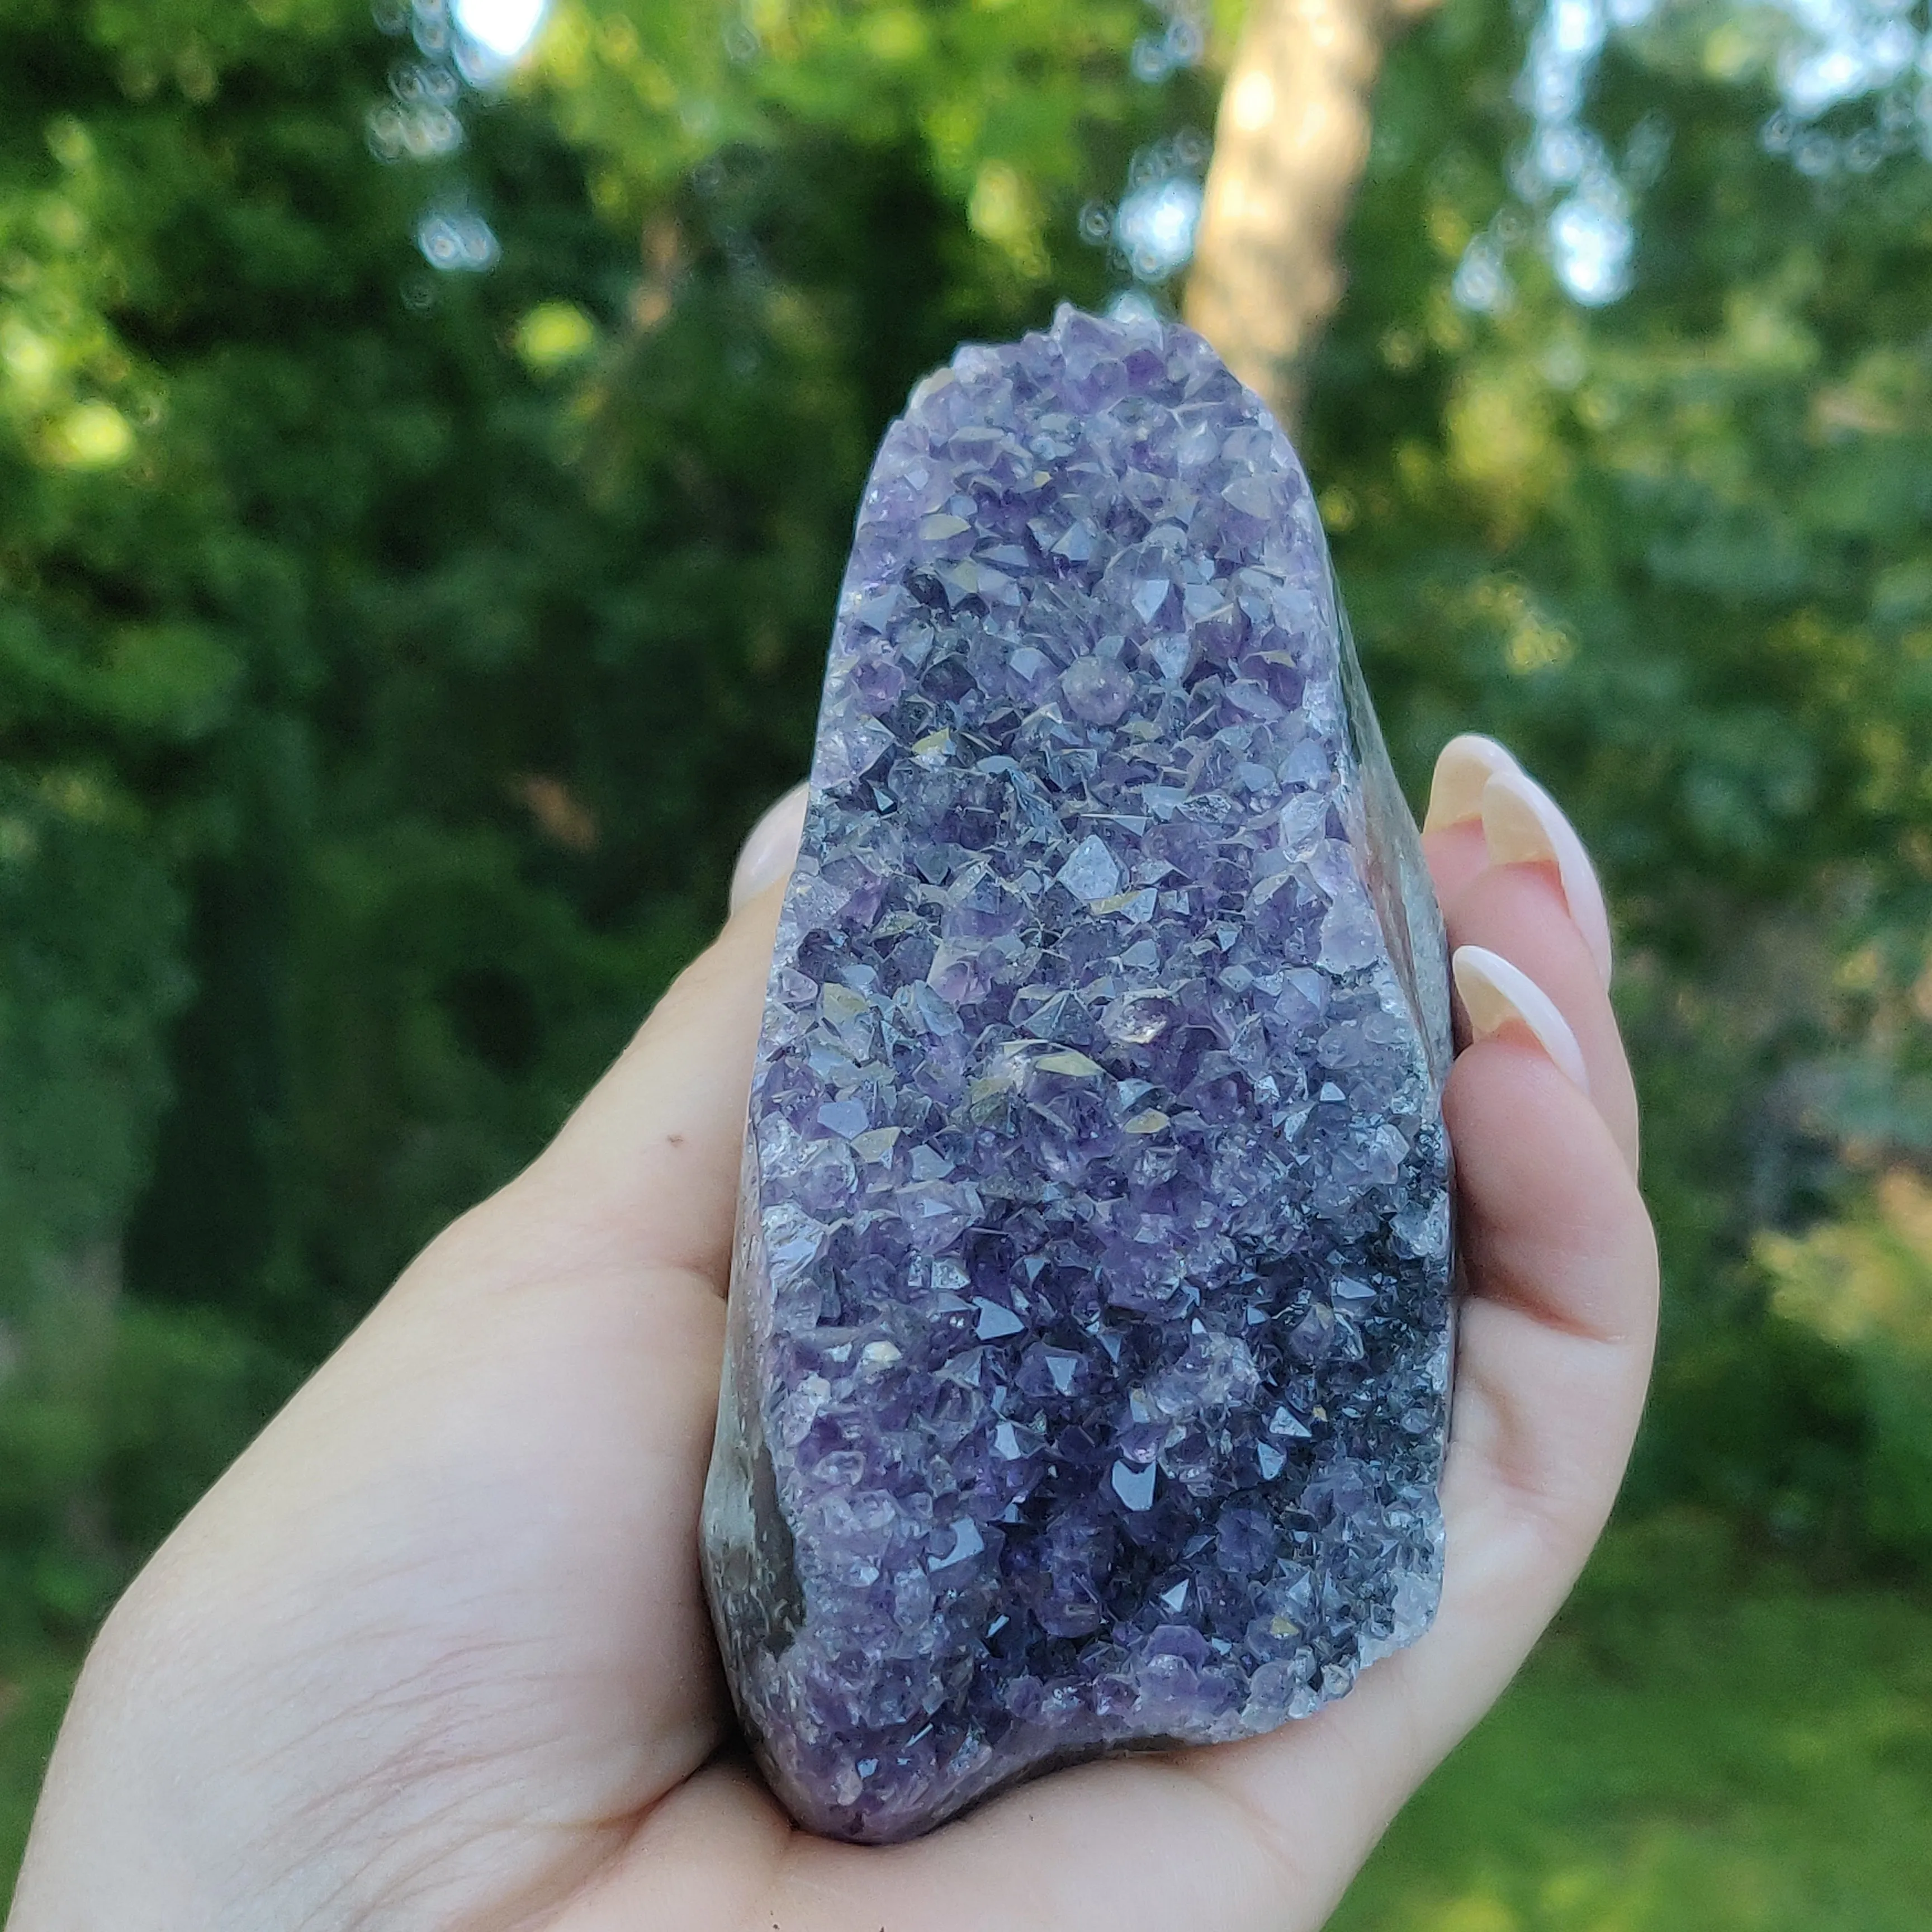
left=1185, top=0, right=1437, bottom=433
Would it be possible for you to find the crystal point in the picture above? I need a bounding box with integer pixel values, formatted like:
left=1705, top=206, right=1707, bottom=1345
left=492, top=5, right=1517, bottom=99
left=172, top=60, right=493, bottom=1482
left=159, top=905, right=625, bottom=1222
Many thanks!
left=702, top=305, right=1454, bottom=1844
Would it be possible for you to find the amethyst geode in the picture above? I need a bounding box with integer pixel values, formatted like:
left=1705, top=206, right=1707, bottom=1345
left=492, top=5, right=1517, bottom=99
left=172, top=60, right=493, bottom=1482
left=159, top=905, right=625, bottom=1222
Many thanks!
left=702, top=305, right=1453, bottom=1843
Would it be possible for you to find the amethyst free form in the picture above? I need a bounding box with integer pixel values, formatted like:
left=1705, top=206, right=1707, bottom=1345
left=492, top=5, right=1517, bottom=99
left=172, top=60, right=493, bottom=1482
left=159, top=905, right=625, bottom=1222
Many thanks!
left=702, top=305, right=1454, bottom=1844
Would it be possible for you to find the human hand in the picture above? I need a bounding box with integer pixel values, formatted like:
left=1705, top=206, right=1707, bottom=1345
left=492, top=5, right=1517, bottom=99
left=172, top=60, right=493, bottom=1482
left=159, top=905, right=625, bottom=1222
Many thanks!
left=9, top=732, right=1655, bottom=1932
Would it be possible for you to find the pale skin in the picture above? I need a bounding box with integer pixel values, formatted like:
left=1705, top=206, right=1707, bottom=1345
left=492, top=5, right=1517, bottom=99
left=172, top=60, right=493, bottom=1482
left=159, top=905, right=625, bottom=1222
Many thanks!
left=10, top=734, right=1656, bottom=1932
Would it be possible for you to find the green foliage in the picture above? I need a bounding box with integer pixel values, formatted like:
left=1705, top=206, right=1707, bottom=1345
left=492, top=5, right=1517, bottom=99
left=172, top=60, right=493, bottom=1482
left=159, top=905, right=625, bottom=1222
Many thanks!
left=536, top=0, right=1172, bottom=261
left=0, top=1659, right=73, bottom=1890
left=0, top=1299, right=296, bottom=1645
left=1758, top=1169, right=1932, bottom=1563
left=0, top=778, right=186, bottom=1306
left=1332, top=1519, right=1932, bottom=1932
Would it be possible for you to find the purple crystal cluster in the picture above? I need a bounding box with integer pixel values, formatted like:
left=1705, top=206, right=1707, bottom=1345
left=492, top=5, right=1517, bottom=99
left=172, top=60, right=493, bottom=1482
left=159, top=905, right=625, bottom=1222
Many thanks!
left=702, top=305, right=1453, bottom=1844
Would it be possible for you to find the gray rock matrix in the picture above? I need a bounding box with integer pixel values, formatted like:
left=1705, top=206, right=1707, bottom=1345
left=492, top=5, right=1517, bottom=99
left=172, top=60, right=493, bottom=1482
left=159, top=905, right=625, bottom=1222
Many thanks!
left=702, top=304, right=1454, bottom=1843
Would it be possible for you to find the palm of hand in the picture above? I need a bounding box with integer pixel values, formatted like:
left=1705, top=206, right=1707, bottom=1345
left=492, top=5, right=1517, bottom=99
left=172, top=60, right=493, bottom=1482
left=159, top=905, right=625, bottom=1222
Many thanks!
left=11, top=780, right=1655, bottom=1932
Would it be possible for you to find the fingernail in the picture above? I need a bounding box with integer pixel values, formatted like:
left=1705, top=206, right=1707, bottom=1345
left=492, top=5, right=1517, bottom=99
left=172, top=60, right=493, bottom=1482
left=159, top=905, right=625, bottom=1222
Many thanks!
left=1423, top=733, right=1521, bottom=835
left=1479, top=767, right=1614, bottom=987
left=729, top=782, right=808, bottom=914
left=1452, top=945, right=1590, bottom=1093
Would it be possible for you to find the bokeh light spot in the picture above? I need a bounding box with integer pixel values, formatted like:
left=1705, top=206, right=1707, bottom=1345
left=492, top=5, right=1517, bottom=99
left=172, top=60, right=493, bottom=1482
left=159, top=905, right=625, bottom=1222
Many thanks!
left=1114, top=176, right=1201, bottom=283
left=50, top=401, right=134, bottom=469
left=514, top=301, right=596, bottom=374
left=453, top=0, right=545, bottom=62
left=416, top=206, right=500, bottom=271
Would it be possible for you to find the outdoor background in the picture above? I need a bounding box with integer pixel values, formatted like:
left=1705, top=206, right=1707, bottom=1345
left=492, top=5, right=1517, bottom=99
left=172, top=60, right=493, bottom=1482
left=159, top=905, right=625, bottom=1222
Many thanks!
left=3, top=0, right=1931, bottom=1921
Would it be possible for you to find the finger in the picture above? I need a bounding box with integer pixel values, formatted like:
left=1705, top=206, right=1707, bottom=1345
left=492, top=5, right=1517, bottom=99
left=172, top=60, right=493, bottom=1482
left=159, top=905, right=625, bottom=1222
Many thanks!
left=1420, top=733, right=1519, bottom=903
left=1478, top=766, right=1613, bottom=987
left=731, top=782, right=808, bottom=913
left=1420, top=736, right=1613, bottom=989
left=1422, top=731, right=1521, bottom=835
left=1438, top=856, right=1638, bottom=1173
left=1440, top=1020, right=1658, bottom=1435
left=1419, top=736, right=1636, bottom=1168
left=1452, top=944, right=1590, bottom=1092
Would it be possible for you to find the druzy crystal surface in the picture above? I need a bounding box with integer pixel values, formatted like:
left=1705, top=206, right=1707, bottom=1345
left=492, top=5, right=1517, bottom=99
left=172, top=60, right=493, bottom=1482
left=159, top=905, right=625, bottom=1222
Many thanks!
left=702, top=305, right=1453, bottom=1844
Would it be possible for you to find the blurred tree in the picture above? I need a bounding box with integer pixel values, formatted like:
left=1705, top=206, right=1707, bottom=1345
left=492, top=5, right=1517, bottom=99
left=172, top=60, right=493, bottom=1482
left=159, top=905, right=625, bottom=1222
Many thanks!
left=1187, top=0, right=1441, bottom=428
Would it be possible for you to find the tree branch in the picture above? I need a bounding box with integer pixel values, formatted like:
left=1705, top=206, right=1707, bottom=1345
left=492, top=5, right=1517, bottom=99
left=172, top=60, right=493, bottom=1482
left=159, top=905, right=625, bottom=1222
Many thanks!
left=1185, top=0, right=1438, bottom=433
